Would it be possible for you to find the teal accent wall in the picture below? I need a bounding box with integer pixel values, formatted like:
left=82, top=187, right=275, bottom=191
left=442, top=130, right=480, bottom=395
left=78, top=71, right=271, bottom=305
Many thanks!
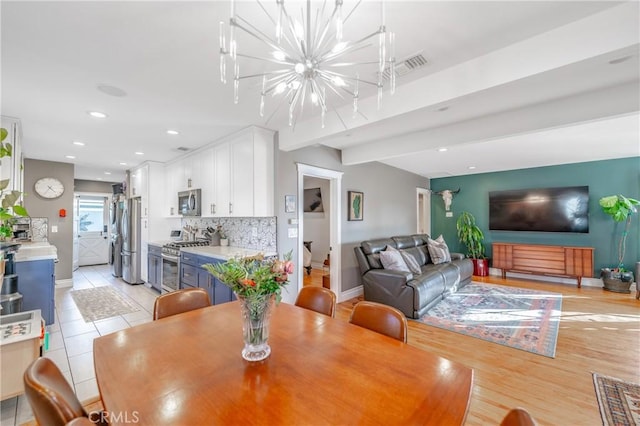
left=431, top=157, right=640, bottom=276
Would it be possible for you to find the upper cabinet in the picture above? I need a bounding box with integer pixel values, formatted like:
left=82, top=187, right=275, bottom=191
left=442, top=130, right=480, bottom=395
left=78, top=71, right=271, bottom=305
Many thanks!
left=129, top=164, right=148, bottom=205
left=164, top=127, right=275, bottom=218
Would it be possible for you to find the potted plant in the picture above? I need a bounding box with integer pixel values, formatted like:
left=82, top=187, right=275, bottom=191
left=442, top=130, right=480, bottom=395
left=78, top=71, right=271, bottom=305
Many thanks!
left=456, top=211, right=489, bottom=276
left=599, top=194, right=639, bottom=293
left=0, top=127, right=29, bottom=241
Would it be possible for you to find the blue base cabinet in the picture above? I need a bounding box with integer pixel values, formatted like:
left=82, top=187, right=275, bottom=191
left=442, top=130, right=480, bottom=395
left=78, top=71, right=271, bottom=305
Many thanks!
left=15, top=259, right=55, bottom=325
left=147, top=245, right=162, bottom=293
left=179, top=253, right=234, bottom=305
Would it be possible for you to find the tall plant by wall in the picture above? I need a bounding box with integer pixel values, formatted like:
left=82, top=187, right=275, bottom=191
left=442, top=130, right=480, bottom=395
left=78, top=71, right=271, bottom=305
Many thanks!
left=599, top=194, right=639, bottom=271
left=0, top=127, right=29, bottom=240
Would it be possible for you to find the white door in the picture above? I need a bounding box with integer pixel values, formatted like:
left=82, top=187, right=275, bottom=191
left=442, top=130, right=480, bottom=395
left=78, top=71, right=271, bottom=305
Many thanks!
left=78, top=196, right=110, bottom=266
left=72, top=196, right=79, bottom=271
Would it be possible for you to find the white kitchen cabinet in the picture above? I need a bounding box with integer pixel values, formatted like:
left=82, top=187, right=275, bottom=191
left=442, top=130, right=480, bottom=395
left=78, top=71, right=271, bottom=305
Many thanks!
left=162, top=126, right=274, bottom=219
left=230, top=137, right=254, bottom=216
left=165, top=160, right=183, bottom=216
left=129, top=164, right=148, bottom=215
left=213, top=143, right=231, bottom=216
left=230, top=127, right=274, bottom=217
left=200, top=147, right=216, bottom=216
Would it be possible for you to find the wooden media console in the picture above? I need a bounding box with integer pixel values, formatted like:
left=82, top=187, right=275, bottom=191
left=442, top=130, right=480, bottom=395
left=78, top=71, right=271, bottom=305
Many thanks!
left=492, top=243, right=594, bottom=287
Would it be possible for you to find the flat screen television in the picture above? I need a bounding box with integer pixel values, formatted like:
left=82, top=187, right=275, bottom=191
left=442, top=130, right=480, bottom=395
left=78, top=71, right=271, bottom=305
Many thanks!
left=489, top=186, right=589, bottom=233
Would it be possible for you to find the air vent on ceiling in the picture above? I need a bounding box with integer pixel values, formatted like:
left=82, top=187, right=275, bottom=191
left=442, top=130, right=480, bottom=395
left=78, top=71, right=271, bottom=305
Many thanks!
left=176, top=147, right=190, bottom=152
left=382, top=53, right=428, bottom=80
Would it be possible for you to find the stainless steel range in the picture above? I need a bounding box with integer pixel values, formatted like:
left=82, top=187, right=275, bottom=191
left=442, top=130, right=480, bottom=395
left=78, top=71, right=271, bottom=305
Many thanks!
left=160, top=241, right=210, bottom=293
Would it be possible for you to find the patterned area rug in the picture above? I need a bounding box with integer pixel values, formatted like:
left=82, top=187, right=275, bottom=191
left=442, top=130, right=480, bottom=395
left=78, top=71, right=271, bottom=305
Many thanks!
left=71, top=286, right=140, bottom=322
left=418, top=283, right=562, bottom=357
left=593, top=373, right=640, bottom=426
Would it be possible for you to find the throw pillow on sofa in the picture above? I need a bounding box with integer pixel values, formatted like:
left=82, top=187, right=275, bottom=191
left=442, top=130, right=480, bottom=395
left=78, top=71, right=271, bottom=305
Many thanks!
left=400, top=250, right=422, bottom=274
left=380, top=246, right=411, bottom=273
left=427, top=235, right=451, bottom=264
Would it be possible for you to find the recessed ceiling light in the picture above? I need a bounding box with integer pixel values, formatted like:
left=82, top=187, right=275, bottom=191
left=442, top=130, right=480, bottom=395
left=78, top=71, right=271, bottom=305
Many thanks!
left=438, top=148, right=448, bottom=152
left=468, top=166, right=476, bottom=170
left=119, top=162, right=127, bottom=166
left=96, top=177, right=104, bottom=181
left=609, top=55, right=632, bottom=65
left=88, top=111, right=108, bottom=119
left=73, top=141, right=85, bottom=146
left=65, top=155, right=76, bottom=159
left=166, top=130, right=179, bottom=135
left=97, top=84, right=127, bottom=97
left=104, top=171, right=112, bottom=175
left=135, top=152, right=144, bottom=155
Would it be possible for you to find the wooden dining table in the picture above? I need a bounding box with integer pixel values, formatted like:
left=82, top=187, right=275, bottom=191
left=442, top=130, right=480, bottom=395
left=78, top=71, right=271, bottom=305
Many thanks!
left=93, top=301, right=473, bottom=425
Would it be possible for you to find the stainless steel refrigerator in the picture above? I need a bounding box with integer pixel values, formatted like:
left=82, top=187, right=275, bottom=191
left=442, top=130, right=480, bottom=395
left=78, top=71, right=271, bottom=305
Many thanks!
left=109, top=194, right=125, bottom=277
left=122, top=198, right=143, bottom=284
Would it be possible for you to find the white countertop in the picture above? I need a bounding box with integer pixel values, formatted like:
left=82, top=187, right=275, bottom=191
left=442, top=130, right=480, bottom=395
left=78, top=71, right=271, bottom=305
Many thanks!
left=14, top=242, right=58, bottom=262
left=180, top=245, right=277, bottom=260
left=0, top=309, right=42, bottom=346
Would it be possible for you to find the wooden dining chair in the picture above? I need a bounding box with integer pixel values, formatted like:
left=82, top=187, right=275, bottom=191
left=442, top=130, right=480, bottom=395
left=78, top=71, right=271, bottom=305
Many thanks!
left=500, top=408, right=537, bottom=426
left=23, top=357, right=106, bottom=426
left=295, top=286, right=337, bottom=317
left=153, top=287, right=211, bottom=320
left=349, top=301, right=408, bottom=343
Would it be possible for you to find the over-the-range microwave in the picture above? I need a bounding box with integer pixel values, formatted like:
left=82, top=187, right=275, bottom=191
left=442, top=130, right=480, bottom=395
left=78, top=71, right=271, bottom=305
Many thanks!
left=178, top=189, right=201, bottom=216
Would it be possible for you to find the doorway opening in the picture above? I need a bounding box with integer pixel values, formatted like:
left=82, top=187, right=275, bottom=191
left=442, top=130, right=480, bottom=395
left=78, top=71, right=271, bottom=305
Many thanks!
left=74, top=194, right=110, bottom=267
left=416, top=188, right=431, bottom=235
left=296, top=164, right=343, bottom=301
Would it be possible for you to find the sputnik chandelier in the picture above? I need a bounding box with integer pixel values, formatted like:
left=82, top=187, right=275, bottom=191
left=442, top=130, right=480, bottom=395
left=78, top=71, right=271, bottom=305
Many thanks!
left=219, top=0, right=396, bottom=129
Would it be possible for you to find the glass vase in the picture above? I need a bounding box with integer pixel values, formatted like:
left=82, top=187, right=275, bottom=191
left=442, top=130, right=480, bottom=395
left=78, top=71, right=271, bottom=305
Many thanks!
left=237, top=294, right=275, bottom=362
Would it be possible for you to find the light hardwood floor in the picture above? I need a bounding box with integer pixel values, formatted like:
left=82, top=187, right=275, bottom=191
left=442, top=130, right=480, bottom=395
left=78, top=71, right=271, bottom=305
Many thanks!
left=336, top=276, right=640, bottom=426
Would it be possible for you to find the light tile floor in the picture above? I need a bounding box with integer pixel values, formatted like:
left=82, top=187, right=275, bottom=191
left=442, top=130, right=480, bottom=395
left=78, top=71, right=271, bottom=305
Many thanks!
left=1, top=264, right=159, bottom=426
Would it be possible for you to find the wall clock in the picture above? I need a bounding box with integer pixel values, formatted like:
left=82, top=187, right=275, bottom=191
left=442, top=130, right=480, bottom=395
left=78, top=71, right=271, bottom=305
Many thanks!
left=34, top=177, right=65, bottom=199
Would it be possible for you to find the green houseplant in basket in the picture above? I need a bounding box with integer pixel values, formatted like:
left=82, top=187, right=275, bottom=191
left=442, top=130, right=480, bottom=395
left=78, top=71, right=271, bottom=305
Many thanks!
left=456, top=211, right=489, bottom=276
left=599, top=194, right=639, bottom=293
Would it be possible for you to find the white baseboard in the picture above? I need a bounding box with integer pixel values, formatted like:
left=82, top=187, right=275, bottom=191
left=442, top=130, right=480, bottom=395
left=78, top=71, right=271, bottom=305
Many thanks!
left=339, top=285, right=363, bottom=303
left=55, top=279, right=73, bottom=288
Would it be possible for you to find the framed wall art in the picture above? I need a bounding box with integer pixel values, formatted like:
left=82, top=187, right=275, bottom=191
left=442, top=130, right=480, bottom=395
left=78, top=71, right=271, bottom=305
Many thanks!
left=348, top=191, right=363, bottom=221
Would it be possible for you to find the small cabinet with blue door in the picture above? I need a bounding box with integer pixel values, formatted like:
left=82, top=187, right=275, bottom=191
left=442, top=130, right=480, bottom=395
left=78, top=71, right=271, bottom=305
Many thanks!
left=15, top=259, right=55, bottom=325
left=179, top=252, right=234, bottom=305
left=147, top=244, right=162, bottom=293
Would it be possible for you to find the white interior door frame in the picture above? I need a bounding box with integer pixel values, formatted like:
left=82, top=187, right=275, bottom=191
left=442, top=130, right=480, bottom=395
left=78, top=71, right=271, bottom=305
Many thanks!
left=296, top=163, right=344, bottom=301
left=416, top=187, right=431, bottom=235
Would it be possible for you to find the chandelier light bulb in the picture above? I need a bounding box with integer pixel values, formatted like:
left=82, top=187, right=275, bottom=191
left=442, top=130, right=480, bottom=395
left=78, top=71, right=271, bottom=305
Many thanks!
left=311, top=92, right=319, bottom=105
left=275, top=82, right=287, bottom=94
left=332, top=76, right=346, bottom=87
left=294, top=63, right=305, bottom=74
left=291, top=80, right=301, bottom=90
left=273, top=51, right=286, bottom=61
left=332, top=42, right=347, bottom=53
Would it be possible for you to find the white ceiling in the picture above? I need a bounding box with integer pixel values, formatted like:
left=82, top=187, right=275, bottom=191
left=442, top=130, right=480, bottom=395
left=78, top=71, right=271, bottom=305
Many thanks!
left=1, top=1, right=638, bottom=183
